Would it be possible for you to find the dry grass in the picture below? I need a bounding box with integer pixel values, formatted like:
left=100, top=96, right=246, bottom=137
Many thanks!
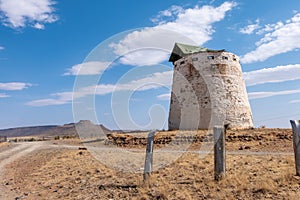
left=3, top=147, right=300, bottom=200
left=2, top=128, right=300, bottom=199
left=0, top=142, right=9, bottom=148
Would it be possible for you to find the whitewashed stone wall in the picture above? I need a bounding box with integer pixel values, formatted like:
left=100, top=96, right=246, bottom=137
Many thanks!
left=168, top=51, right=254, bottom=130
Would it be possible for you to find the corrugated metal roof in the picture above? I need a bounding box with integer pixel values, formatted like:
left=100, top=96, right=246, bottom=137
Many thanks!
left=169, top=43, right=225, bottom=63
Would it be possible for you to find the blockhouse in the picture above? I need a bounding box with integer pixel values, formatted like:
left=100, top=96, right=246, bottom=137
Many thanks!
left=168, top=43, right=253, bottom=130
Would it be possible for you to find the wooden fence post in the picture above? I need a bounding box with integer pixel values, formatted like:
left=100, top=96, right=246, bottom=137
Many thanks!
left=290, top=120, right=300, bottom=176
left=214, top=126, right=226, bottom=181
left=143, top=130, right=156, bottom=182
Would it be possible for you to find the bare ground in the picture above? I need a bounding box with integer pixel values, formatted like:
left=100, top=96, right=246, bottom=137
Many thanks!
left=1, top=128, right=300, bottom=199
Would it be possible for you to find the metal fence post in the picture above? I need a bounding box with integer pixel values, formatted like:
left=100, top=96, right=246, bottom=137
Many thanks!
left=214, top=126, right=226, bottom=181
left=290, top=120, right=300, bottom=176
left=143, top=130, right=156, bottom=182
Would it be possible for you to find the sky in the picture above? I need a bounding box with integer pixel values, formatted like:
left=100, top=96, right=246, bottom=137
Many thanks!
left=1, top=0, right=300, bottom=130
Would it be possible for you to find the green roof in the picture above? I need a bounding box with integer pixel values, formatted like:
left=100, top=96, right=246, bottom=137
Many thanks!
left=169, top=43, right=225, bottom=63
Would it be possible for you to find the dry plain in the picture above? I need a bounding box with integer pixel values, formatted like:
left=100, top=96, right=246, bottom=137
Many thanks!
left=1, top=128, right=300, bottom=200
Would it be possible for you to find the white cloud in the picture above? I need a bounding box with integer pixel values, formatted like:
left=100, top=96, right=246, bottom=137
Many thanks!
left=26, top=98, right=68, bottom=106
left=111, top=2, right=237, bottom=66
left=119, top=49, right=169, bottom=66
left=151, top=5, right=184, bottom=24
left=26, top=91, right=73, bottom=107
left=94, top=70, right=173, bottom=95
left=248, top=88, right=300, bottom=100
left=33, top=23, right=45, bottom=30
left=63, top=61, right=112, bottom=76
left=157, top=2, right=236, bottom=44
left=239, top=19, right=260, bottom=34
left=0, top=46, right=4, bottom=50
left=256, top=21, right=284, bottom=35
left=241, top=13, right=300, bottom=63
left=289, top=99, right=300, bottom=104
left=243, top=64, right=300, bottom=86
left=0, top=0, right=58, bottom=29
left=0, top=93, right=9, bottom=98
left=0, top=82, right=32, bottom=90
left=157, top=93, right=171, bottom=100
left=27, top=70, right=174, bottom=106
left=109, top=28, right=192, bottom=67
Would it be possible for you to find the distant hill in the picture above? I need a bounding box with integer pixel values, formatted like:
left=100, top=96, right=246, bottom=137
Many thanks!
left=0, top=120, right=111, bottom=138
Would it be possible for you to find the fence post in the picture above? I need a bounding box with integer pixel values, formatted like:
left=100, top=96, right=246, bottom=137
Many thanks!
left=214, top=126, right=226, bottom=181
left=143, top=130, right=156, bottom=182
left=290, top=120, right=300, bottom=176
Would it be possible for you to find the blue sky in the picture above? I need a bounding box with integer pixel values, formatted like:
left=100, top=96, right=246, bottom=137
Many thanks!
left=1, top=0, right=300, bottom=130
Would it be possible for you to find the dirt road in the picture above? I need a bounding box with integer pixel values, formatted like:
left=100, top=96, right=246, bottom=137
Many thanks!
left=0, top=142, right=46, bottom=199
left=0, top=141, right=82, bottom=199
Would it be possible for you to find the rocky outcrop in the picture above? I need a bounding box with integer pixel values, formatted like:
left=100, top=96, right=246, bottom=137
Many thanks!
left=0, top=120, right=111, bottom=138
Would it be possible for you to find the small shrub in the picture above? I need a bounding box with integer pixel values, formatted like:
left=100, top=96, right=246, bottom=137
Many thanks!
left=54, top=136, right=60, bottom=140
left=28, top=138, right=36, bottom=142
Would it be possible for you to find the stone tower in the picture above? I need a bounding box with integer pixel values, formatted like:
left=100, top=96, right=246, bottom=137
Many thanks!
left=168, top=43, right=253, bottom=130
